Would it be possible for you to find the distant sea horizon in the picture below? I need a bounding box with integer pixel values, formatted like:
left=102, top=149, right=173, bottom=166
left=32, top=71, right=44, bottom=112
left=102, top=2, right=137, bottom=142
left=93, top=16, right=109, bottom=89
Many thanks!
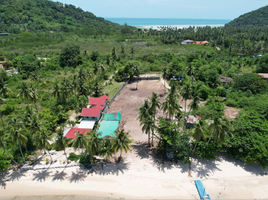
left=105, top=18, right=232, bottom=29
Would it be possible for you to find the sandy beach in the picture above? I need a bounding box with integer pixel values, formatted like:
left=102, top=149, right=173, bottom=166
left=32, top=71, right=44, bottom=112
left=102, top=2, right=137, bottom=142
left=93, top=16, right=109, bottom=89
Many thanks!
left=1, top=79, right=268, bottom=200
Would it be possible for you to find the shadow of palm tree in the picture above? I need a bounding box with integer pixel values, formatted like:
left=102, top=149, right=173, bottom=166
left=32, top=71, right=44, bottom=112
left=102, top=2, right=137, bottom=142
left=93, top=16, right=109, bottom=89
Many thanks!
left=96, top=159, right=130, bottom=176
left=69, top=171, right=87, bottom=183
left=0, top=173, right=7, bottom=189
left=6, top=170, right=26, bottom=182
left=131, top=141, right=150, bottom=159
left=52, top=170, right=67, bottom=182
left=32, top=170, right=51, bottom=182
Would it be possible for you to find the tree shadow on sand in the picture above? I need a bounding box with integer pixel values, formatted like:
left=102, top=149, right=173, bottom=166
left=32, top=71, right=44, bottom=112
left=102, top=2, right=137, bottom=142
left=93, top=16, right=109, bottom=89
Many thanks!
left=32, top=170, right=51, bottom=182
left=52, top=170, right=68, bottom=182
left=190, top=155, right=221, bottom=178
left=217, top=152, right=268, bottom=175
left=0, top=171, right=8, bottom=189
left=6, top=170, right=26, bottom=182
left=132, top=141, right=187, bottom=173
left=131, top=141, right=150, bottom=159
left=68, top=170, right=87, bottom=183
left=96, top=159, right=130, bottom=176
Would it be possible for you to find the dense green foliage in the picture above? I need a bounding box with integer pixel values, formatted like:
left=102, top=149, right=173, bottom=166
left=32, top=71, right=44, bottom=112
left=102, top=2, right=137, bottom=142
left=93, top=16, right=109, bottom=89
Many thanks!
left=0, top=0, right=122, bottom=34
left=227, top=5, right=268, bottom=26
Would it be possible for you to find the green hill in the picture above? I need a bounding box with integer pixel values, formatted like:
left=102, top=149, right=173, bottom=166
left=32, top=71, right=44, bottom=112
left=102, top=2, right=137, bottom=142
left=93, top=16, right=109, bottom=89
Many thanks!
left=226, top=5, right=268, bottom=26
left=0, top=0, right=122, bottom=34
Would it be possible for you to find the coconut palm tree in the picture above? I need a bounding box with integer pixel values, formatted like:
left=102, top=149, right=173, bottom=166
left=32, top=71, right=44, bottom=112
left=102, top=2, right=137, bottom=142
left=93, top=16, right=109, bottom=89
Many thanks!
left=130, top=47, right=135, bottom=57
left=149, top=92, right=161, bottom=145
left=71, top=131, right=89, bottom=157
left=28, top=85, right=39, bottom=110
left=133, top=65, right=141, bottom=90
left=8, top=119, right=28, bottom=163
left=54, top=125, right=68, bottom=163
left=137, top=100, right=152, bottom=144
left=28, top=113, right=41, bottom=142
left=202, top=116, right=232, bottom=150
left=33, top=127, right=53, bottom=163
left=175, top=109, right=183, bottom=129
left=17, top=82, right=30, bottom=106
left=52, top=80, right=61, bottom=103
left=180, top=82, right=191, bottom=129
left=0, top=78, right=12, bottom=98
left=86, top=129, right=101, bottom=162
left=0, top=133, right=20, bottom=166
left=140, top=116, right=155, bottom=147
left=187, top=92, right=202, bottom=117
left=111, top=129, right=134, bottom=162
left=191, top=119, right=207, bottom=154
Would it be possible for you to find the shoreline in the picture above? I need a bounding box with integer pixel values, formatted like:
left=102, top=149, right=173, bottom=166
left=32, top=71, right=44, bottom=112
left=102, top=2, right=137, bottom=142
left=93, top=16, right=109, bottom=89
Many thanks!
left=132, top=24, right=225, bottom=29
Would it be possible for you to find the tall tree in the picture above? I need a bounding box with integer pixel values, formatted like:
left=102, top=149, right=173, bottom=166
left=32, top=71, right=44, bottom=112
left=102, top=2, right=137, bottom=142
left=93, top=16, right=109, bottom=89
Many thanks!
left=71, top=131, right=89, bottom=156
left=8, top=118, right=28, bottom=164
left=54, top=125, right=68, bottom=163
left=33, top=128, right=53, bottom=163
left=149, top=92, right=161, bottom=145
left=111, top=129, right=134, bottom=161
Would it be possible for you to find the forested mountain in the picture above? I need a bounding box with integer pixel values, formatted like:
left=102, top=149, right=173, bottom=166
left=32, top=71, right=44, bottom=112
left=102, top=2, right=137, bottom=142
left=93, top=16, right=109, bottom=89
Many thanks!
left=227, top=5, right=268, bottom=26
left=0, top=0, right=122, bottom=35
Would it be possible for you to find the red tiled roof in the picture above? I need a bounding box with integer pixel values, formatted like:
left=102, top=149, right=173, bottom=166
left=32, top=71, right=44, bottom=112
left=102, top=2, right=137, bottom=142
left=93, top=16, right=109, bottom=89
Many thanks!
left=193, top=41, right=209, bottom=45
left=89, top=95, right=109, bottom=105
left=81, top=107, right=102, bottom=117
left=65, top=128, right=90, bottom=139
left=100, top=95, right=110, bottom=100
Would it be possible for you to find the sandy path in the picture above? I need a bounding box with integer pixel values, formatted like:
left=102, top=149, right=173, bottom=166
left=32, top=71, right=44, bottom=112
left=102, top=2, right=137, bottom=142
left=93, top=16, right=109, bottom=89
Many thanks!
left=1, top=80, right=268, bottom=199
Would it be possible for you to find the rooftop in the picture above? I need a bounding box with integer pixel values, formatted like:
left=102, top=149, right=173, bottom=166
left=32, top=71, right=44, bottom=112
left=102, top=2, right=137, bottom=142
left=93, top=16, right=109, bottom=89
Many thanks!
left=80, top=107, right=102, bottom=117
left=89, top=95, right=109, bottom=106
left=257, top=73, right=268, bottom=79
left=219, top=76, right=233, bottom=83
left=65, top=128, right=91, bottom=139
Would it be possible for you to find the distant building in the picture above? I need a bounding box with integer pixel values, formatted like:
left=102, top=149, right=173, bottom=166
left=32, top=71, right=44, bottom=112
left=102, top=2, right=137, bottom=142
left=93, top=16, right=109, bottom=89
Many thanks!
left=219, top=76, right=233, bottom=83
left=80, top=105, right=104, bottom=121
left=185, top=115, right=201, bottom=128
left=257, top=73, right=268, bottom=83
left=193, top=41, right=209, bottom=45
left=181, top=39, right=194, bottom=45
left=0, top=33, right=10, bottom=36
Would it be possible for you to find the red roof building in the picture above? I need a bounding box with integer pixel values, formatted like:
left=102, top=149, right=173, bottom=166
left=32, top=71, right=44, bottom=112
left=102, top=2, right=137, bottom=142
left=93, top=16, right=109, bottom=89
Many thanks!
left=89, top=95, right=110, bottom=106
left=81, top=106, right=103, bottom=121
left=65, top=128, right=91, bottom=139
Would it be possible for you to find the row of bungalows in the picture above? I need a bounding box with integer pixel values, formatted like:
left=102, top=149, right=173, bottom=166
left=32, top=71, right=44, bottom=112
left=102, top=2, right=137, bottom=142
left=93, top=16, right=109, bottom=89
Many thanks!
left=63, top=95, right=109, bottom=139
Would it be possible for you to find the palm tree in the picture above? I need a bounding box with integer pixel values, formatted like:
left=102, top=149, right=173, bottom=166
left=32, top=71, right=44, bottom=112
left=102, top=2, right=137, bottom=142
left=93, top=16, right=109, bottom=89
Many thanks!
left=130, top=47, right=135, bottom=57
left=191, top=119, right=207, bottom=154
left=33, top=128, right=53, bottom=163
left=28, top=85, right=39, bottom=110
left=0, top=78, right=12, bottom=98
left=111, top=129, right=134, bottom=161
left=99, top=139, right=113, bottom=161
left=17, top=82, right=30, bottom=106
left=180, top=82, right=191, bottom=128
left=133, top=65, right=141, bottom=90
left=0, top=132, right=20, bottom=166
left=71, top=131, right=89, bottom=156
left=175, top=109, right=183, bottom=129
left=28, top=113, right=41, bottom=142
left=86, top=129, right=101, bottom=162
left=8, top=120, right=28, bottom=163
left=52, top=80, right=62, bottom=104
left=54, top=125, right=69, bottom=163
left=93, top=63, right=99, bottom=75
left=149, top=92, right=161, bottom=145
left=137, top=100, right=152, bottom=144
left=187, top=92, right=202, bottom=117
left=100, top=64, right=106, bottom=80
left=140, top=116, right=155, bottom=147
left=202, top=116, right=232, bottom=150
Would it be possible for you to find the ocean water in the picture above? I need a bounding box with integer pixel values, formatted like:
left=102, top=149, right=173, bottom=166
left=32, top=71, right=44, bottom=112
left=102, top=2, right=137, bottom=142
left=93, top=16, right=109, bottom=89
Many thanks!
left=105, top=18, right=231, bottom=28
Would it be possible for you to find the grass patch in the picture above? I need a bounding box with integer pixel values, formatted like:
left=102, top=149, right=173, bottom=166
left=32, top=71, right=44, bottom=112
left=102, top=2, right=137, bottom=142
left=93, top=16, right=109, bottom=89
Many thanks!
left=103, top=80, right=125, bottom=99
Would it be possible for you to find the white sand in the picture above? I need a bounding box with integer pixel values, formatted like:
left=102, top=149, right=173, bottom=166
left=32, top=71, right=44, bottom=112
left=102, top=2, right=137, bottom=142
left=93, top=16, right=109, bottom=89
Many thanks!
left=1, top=79, right=268, bottom=199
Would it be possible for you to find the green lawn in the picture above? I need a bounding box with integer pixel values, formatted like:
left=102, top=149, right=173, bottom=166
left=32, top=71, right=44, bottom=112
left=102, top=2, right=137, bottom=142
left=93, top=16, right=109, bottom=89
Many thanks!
left=103, top=80, right=125, bottom=99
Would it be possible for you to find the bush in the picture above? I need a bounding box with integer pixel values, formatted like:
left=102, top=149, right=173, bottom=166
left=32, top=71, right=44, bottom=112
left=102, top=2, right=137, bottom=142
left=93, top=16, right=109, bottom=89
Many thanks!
left=0, top=56, right=5, bottom=61
left=216, top=86, right=226, bottom=97
left=67, top=153, right=81, bottom=162
left=79, top=153, right=91, bottom=166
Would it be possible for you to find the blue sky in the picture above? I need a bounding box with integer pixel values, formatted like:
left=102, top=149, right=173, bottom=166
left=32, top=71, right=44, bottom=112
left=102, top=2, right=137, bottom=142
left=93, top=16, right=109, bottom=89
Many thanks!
left=55, top=0, right=268, bottom=19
